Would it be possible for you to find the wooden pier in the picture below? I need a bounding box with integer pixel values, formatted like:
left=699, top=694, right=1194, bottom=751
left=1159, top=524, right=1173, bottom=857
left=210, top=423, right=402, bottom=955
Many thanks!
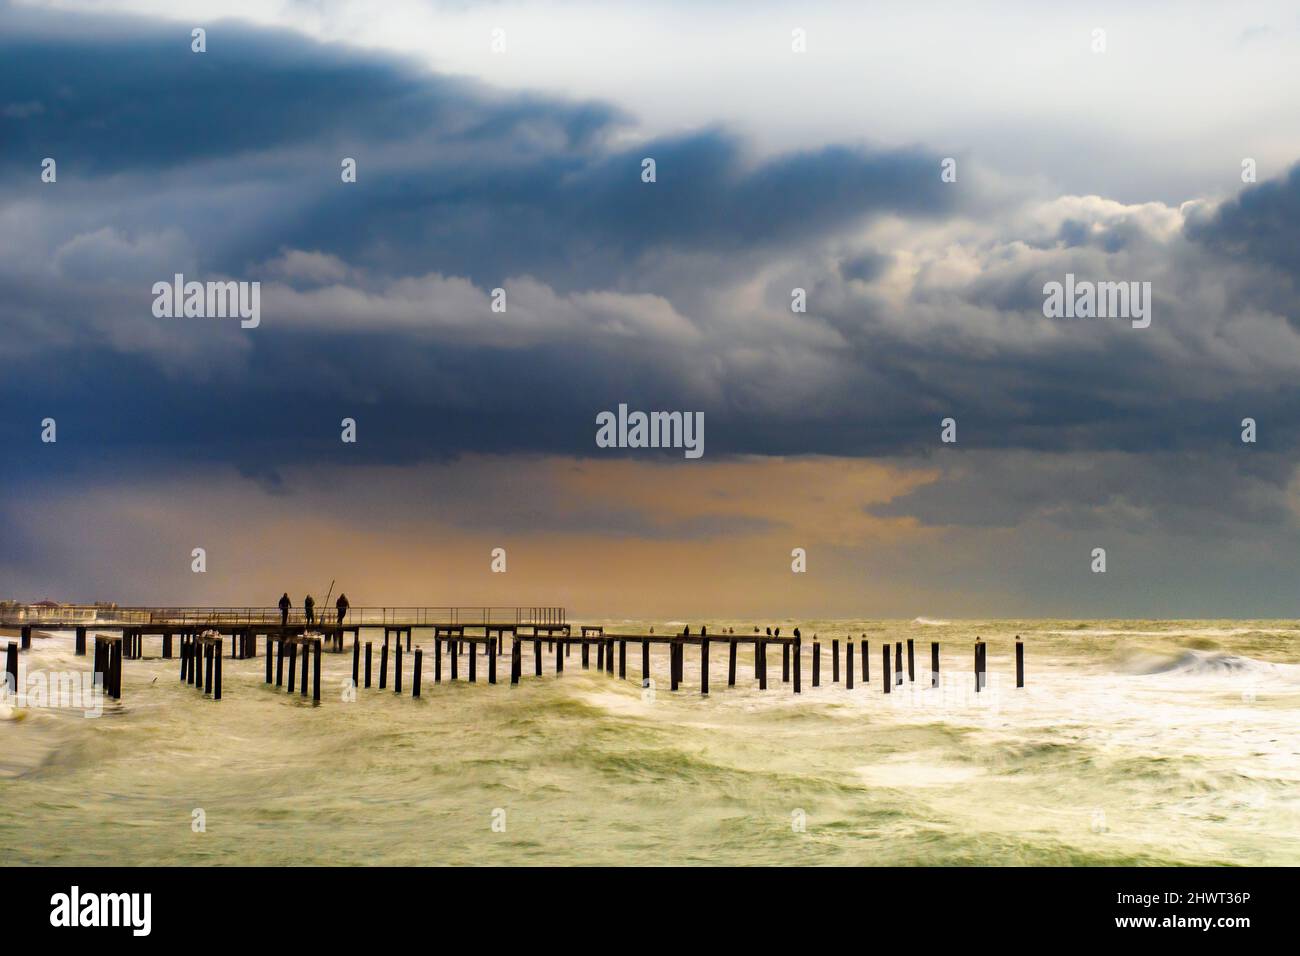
left=0, top=606, right=1024, bottom=705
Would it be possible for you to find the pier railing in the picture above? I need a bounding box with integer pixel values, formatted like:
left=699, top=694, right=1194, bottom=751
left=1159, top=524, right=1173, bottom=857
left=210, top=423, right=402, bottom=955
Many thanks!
left=0, top=605, right=565, bottom=627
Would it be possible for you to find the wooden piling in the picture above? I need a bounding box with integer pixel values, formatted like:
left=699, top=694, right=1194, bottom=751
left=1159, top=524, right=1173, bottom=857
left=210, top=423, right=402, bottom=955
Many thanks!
left=895, top=642, right=903, bottom=686
left=670, top=640, right=680, bottom=692
left=21, top=625, right=31, bottom=650
left=596, top=640, right=604, bottom=670
left=4, top=642, right=16, bottom=694
left=204, top=644, right=213, bottom=695
left=701, top=638, right=709, bottom=695
left=793, top=637, right=801, bottom=693
left=727, top=639, right=737, bottom=686
left=534, top=638, right=541, bottom=677
left=110, top=638, right=122, bottom=700
left=782, top=643, right=790, bottom=683
left=395, top=641, right=403, bottom=694
left=414, top=648, right=423, bottom=697
left=435, top=638, right=443, bottom=683
left=1016, top=637, right=1024, bottom=687
left=907, top=638, right=915, bottom=682
left=352, top=639, right=360, bottom=686
left=380, top=642, right=389, bottom=690
left=555, top=639, right=563, bottom=674
left=974, top=640, right=983, bottom=693
left=469, top=643, right=477, bottom=683
left=618, top=640, right=626, bottom=679
left=451, top=640, right=459, bottom=681
left=364, top=642, right=373, bottom=688
left=641, top=640, right=649, bottom=687
left=758, top=640, right=767, bottom=690
left=846, top=642, right=854, bottom=690
left=510, top=638, right=521, bottom=685
left=931, top=641, right=940, bottom=688
left=488, top=638, right=497, bottom=685
left=812, top=641, right=821, bottom=687
left=286, top=639, right=297, bottom=691
left=300, top=644, right=309, bottom=697
left=582, top=641, right=590, bottom=669
left=75, top=626, right=86, bottom=656
left=832, top=638, right=840, bottom=683
left=215, top=638, right=223, bottom=700
left=863, top=639, right=869, bottom=683
left=882, top=644, right=891, bottom=693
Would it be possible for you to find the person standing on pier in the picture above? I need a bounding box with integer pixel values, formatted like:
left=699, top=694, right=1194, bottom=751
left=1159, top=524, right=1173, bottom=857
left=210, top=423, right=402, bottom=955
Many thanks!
left=335, top=593, right=349, bottom=625
left=304, top=594, right=315, bottom=626
left=279, top=592, right=291, bottom=626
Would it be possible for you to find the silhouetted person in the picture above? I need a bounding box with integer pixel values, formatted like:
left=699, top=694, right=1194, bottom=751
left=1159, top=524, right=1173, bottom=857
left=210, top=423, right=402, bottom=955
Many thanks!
left=775, top=627, right=781, bottom=637
left=794, top=627, right=801, bottom=640
left=279, top=592, right=291, bottom=626
left=682, top=625, right=690, bottom=637
left=701, top=625, right=707, bottom=637
left=336, top=593, right=349, bottom=625
left=304, top=594, right=315, bottom=626
left=649, top=626, right=655, bottom=634
left=766, top=626, right=772, bottom=636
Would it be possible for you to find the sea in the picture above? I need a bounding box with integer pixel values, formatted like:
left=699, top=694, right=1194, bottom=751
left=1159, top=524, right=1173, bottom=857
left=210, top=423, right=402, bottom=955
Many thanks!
left=2, top=619, right=1297, bottom=865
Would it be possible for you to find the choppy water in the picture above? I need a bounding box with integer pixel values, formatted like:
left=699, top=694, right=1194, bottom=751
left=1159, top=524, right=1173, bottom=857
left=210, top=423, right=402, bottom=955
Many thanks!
left=1, top=619, right=1297, bottom=865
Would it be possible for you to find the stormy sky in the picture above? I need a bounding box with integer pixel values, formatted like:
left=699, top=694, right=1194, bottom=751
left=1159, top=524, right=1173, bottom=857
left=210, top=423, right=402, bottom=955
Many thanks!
left=3, top=0, right=1300, bottom=617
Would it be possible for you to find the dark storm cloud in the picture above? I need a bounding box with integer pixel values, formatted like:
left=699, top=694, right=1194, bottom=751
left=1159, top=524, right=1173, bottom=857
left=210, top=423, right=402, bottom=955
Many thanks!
left=1185, top=163, right=1300, bottom=278
left=2, top=0, right=1300, bottom=544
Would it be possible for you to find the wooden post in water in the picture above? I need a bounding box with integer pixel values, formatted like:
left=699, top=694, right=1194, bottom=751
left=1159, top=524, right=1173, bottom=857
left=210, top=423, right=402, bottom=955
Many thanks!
left=641, top=640, right=649, bottom=687
left=435, top=638, right=443, bottom=683
left=534, top=638, right=541, bottom=677
left=204, top=643, right=213, bottom=695
left=510, top=638, right=520, bottom=685
left=380, top=642, right=389, bottom=690
left=488, top=638, right=497, bottom=684
left=287, top=640, right=297, bottom=692
left=793, top=637, right=801, bottom=693
left=618, top=640, right=626, bottom=679
left=700, top=638, right=709, bottom=695
left=395, top=641, right=403, bottom=694
left=21, top=625, right=31, bottom=650
left=974, top=639, right=982, bottom=693
left=555, top=638, right=563, bottom=675
left=111, top=638, right=122, bottom=700
left=782, top=643, right=790, bottom=683
left=215, top=638, right=223, bottom=700
left=300, top=644, right=309, bottom=697
left=1016, top=636, right=1024, bottom=688
left=4, top=642, right=16, bottom=695
left=596, top=640, right=603, bottom=671
left=882, top=644, right=891, bottom=694
left=812, top=641, right=821, bottom=687
left=907, top=638, right=915, bottom=682
left=895, top=642, right=903, bottom=686
left=863, top=639, right=869, bottom=683
left=846, top=642, right=854, bottom=690
left=75, top=626, right=86, bottom=656
left=451, top=640, right=459, bottom=681
left=670, top=640, right=679, bottom=692
left=364, top=642, right=373, bottom=688
left=469, top=642, right=477, bottom=683
left=352, top=639, right=360, bottom=686
left=164, top=632, right=173, bottom=659
left=413, top=648, right=423, bottom=697
left=832, top=638, right=840, bottom=683
left=582, top=641, right=590, bottom=669
left=931, top=642, right=940, bottom=688
left=758, top=640, right=767, bottom=690
left=727, top=639, right=737, bottom=686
